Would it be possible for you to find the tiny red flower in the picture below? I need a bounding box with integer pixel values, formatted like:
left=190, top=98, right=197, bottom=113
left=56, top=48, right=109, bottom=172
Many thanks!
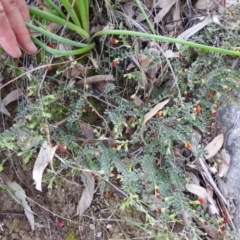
left=173, top=119, right=178, bottom=124
left=111, top=59, right=119, bottom=68
left=151, top=130, right=157, bottom=137
left=110, top=37, right=119, bottom=45
left=55, top=220, right=63, bottom=227
left=178, top=52, right=183, bottom=58
left=198, top=197, right=205, bottom=204
left=59, top=145, right=67, bottom=153
left=220, top=225, right=226, bottom=232
left=195, top=105, right=201, bottom=115
left=223, top=217, right=229, bottom=223
left=45, top=65, right=52, bottom=71
left=157, top=209, right=162, bottom=215
left=156, top=112, right=163, bottom=118
left=211, top=110, right=217, bottom=117
left=48, top=43, right=56, bottom=48
left=104, top=191, right=110, bottom=199
left=170, top=88, right=176, bottom=93
left=185, top=142, right=192, bottom=149
left=208, top=91, right=213, bottom=98
left=156, top=194, right=161, bottom=200
left=113, top=143, right=118, bottom=150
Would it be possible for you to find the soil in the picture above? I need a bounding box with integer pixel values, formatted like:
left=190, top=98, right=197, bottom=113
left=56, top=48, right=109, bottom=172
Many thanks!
left=0, top=155, right=153, bottom=240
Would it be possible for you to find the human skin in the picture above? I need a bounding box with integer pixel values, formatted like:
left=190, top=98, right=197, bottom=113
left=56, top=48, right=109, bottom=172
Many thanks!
left=0, top=0, right=37, bottom=58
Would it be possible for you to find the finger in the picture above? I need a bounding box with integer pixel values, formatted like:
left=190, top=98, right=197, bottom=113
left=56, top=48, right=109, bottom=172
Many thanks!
left=16, top=0, right=30, bottom=22
left=0, top=1, right=21, bottom=58
left=1, top=0, right=37, bottom=54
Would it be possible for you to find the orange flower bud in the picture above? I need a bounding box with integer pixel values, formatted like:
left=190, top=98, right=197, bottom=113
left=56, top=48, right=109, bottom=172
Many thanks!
left=48, top=43, right=56, bottom=48
left=198, top=197, right=205, bottom=204
left=208, top=91, right=213, bottom=98
left=185, top=142, right=192, bottom=149
left=110, top=37, right=119, bottom=44
left=111, top=59, right=119, bottom=67
left=45, top=65, right=52, bottom=71
left=195, top=105, right=201, bottom=115
left=59, top=145, right=67, bottom=153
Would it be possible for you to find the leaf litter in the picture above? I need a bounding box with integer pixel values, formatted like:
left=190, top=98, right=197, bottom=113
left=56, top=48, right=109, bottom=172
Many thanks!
left=6, top=181, right=35, bottom=230
left=32, top=140, right=58, bottom=191
left=0, top=88, right=24, bottom=116
left=140, top=98, right=170, bottom=144
left=77, top=172, right=95, bottom=216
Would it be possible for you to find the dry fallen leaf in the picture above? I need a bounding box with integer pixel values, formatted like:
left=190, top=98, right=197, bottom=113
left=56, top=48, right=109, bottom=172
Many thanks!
left=32, top=140, right=58, bottom=191
left=141, top=98, right=170, bottom=144
left=205, top=133, right=224, bottom=159
left=185, top=183, right=208, bottom=199
left=154, top=0, right=178, bottom=23
left=77, top=75, right=114, bottom=85
left=79, top=122, right=95, bottom=139
left=194, top=0, right=215, bottom=10
left=52, top=117, right=69, bottom=127
left=137, top=54, right=153, bottom=68
left=63, top=62, right=85, bottom=79
left=193, top=216, right=219, bottom=239
left=218, top=149, right=231, bottom=177
left=185, top=172, right=200, bottom=185
left=176, top=16, right=220, bottom=50
left=186, top=183, right=219, bottom=215
left=77, top=172, right=95, bottom=215
left=198, top=157, right=228, bottom=207
left=182, top=211, right=192, bottom=226
left=0, top=88, right=24, bottom=116
left=6, top=181, right=35, bottom=230
left=3, top=88, right=24, bottom=106
left=163, top=50, right=178, bottom=58
left=0, top=103, right=10, bottom=116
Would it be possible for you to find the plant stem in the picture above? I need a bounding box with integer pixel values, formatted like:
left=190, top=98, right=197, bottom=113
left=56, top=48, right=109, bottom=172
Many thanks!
left=26, top=23, right=88, bottom=48
left=77, top=0, right=89, bottom=34
left=44, top=0, right=66, bottom=19
left=60, top=0, right=81, bottom=27
left=32, top=37, right=95, bottom=56
left=92, top=30, right=240, bottom=56
left=28, top=6, right=89, bottom=39
left=135, top=0, right=155, bottom=34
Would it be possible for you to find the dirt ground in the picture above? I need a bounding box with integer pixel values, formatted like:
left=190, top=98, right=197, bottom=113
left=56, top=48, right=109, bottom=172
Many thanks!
left=0, top=155, right=153, bottom=240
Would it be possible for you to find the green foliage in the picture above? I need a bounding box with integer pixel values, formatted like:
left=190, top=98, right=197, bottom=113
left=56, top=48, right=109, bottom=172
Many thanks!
left=2, top=2, right=240, bottom=239
left=26, top=1, right=240, bottom=56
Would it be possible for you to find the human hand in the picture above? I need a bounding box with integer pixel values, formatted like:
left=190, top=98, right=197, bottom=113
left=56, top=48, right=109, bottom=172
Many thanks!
left=0, top=0, right=37, bottom=58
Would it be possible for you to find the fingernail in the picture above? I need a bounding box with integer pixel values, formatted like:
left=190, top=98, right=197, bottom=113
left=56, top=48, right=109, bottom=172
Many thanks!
left=29, top=42, right=38, bottom=53
left=12, top=47, right=22, bottom=58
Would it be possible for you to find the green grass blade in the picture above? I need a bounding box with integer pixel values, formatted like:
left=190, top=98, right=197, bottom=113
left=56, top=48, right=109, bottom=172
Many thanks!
left=59, top=0, right=81, bottom=27
left=135, top=0, right=155, bottom=34
left=26, top=23, right=88, bottom=48
left=84, top=0, right=89, bottom=24
left=28, top=6, right=89, bottom=39
left=92, top=30, right=240, bottom=56
left=32, top=37, right=95, bottom=56
left=44, top=0, right=66, bottom=19
left=76, top=0, right=89, bottom=33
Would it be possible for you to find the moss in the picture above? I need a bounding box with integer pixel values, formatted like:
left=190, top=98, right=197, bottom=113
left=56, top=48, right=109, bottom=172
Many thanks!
left=64, top=229, right=78, bottom=240
left=81, top=97, right=105, bottom=124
